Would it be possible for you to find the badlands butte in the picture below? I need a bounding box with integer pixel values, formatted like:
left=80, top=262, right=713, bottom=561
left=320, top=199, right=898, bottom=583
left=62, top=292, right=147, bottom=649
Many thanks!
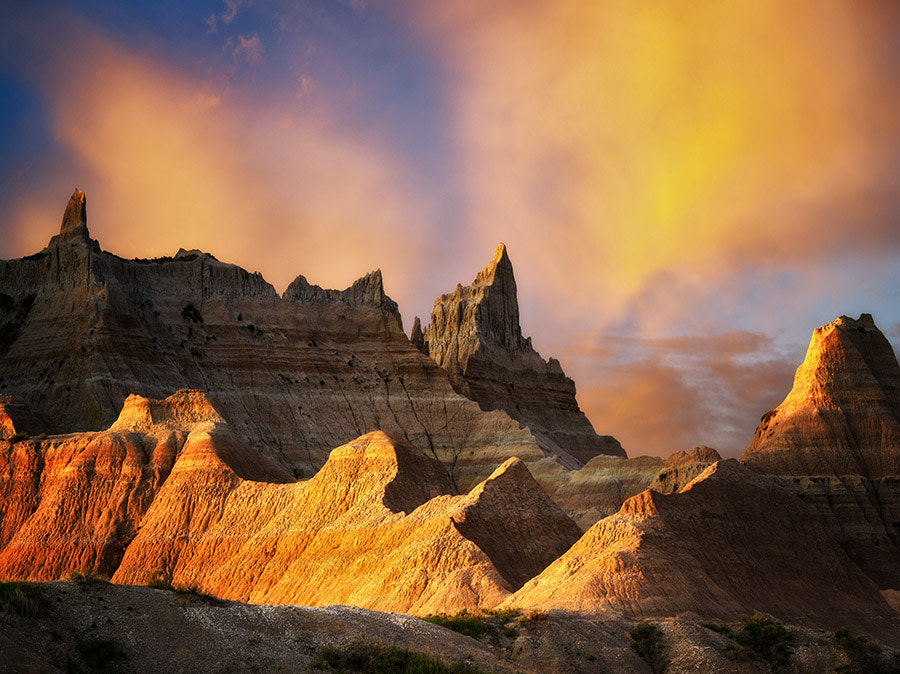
left=0, top=190, right=898, bottom=672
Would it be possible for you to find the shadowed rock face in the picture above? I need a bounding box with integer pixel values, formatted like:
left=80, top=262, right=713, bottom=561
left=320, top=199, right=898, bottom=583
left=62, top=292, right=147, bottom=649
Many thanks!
left=421, top=243, right=625, bottom=467
left=509, top=460, right=900, bottom=644
left=742, top=314, right=900, bottom=590
left=0, top=393, right=52, bottom=439
left=0, top=192, right=551, bottom=488
left=0, top=393, right=581, bottom=615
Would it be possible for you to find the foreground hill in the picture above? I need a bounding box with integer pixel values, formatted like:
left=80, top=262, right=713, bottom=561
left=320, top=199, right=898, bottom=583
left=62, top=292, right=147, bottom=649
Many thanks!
left=0, top=191, right=623, bottom=489
left=2, top=581, right=898, bottom=674
left=742, top=314, right=900, bottom=590
left=0, top=391, right=580, bottom=614
left=509, top=460, right=900, bottom=645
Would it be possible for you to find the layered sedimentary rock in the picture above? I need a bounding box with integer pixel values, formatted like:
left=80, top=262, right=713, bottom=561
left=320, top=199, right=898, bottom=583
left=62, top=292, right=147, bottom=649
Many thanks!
left=421, top=244, right=624, bottom=466
left=0, top=390, right=288, bottom=581
left=649, top=446, right=722, bottom=495
left=509, top=460, right=900, bottom=642
left=542, top=455, right=664, bottom=530
left=113, top=430, right=581, bottom=614
left=0, top=191, right=551, bottom=488
left=535, top=447, right=722, bottom=531
left=742, top=314, right=900, bottom=589
left=0, top=392, right=580, bottom=614
left=0, top=393, right=52, bottom=439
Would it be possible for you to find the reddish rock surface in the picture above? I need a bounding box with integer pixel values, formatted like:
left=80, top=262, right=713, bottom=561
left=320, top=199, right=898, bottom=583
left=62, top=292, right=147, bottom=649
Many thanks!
left=742, top=314, right=900, bottom=590
left=421, top=243, right=625, bottom=467
left=0, top=393, right=580, bottom=615
left=509, top=460, right=900, bottom=644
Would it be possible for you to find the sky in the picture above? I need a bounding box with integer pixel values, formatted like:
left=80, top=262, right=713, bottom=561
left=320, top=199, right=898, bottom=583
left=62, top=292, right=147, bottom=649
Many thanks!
left=2, top=0, right=900, bottom=459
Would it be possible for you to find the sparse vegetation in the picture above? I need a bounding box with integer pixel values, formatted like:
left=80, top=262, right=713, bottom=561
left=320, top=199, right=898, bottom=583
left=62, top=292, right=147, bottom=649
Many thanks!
left=9, top=431, right=30, bottom=442
left=833, top=627, right=900, bottom=673
left=423, top=608, right=524, bottom=643
left=423, top=609, right=487, bottom=639
left=723, top=615, right=793, bottom=668
left=181, top=303, right=203, bottom=324
left=311, top=642, right=486, bottom=673
left=630, top=623, right=668, bottom=674
left=75, top=636, right=126, bottom=673
left=0, top=581, right=45, bottom=618
left=69, top=570, right=105, bottom=588
left=520, top=609, right=547, bottom=623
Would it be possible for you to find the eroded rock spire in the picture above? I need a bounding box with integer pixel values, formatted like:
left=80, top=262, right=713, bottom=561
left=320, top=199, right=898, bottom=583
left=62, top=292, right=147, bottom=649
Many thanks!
left=60, top=189, right=87, bottom=234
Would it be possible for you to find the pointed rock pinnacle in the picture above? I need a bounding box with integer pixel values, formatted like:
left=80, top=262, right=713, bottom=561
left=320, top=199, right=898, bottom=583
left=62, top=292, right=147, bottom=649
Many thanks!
left=61, top=189, right=88, bottom=235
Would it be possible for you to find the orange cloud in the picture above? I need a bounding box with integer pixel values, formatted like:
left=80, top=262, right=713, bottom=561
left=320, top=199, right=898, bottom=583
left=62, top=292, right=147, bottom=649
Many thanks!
left=5, top=9, right=434, bottom=299
left=561, top=331, right=800, bottom=457
left=402, top=0, right=900, bottom=332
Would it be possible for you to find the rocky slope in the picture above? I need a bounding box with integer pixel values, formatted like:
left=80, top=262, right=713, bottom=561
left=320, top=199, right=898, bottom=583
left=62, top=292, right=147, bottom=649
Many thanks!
left=0, top=191, right=556, bottom=489
left=535, top=447, right=722, bottom=531
left=742, top=314, right=900, bottom=590
left=0, top=392, right=581, bottom=614
left=509, top=460, right=900, bottom=644
left=420, top=243, right=625, bottom=467
left=7, top=581, right=897, bottom=674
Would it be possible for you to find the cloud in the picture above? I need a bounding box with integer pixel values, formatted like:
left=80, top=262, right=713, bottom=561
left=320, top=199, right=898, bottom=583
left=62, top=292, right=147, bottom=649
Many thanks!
left=561, top=331, right=800, bottom=458
left=400, top=0, right=900, bottom=333
left=207, top=0, right=244, bottom=33
left=2, top=7, right=434, bottom=297
left=233, top=34, right=262, bottom=64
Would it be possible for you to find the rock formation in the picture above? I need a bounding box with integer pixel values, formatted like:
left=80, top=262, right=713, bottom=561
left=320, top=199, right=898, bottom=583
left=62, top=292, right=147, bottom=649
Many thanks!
left=421, top=243, right=624, bottom=466
left=509, top=460, right=900, bottom=643
left=0, top=191, right=556, bottom=489
left=0, top=393, right=581, bottom=615
left=649, top=446, right=722, bottom=495
left=743, top=314, right=900, bottom=476
left=742, top=314, right=900, bottom=590
left=542, top=454, right=664, bottom=530
left=0, top=394, right=52, bottom=439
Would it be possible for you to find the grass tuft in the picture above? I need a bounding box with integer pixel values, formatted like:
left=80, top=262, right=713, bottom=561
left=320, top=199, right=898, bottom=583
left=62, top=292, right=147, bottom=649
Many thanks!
left=311, top=642, right=486, bottom=673
left=0, top=581, right=45, bottom=619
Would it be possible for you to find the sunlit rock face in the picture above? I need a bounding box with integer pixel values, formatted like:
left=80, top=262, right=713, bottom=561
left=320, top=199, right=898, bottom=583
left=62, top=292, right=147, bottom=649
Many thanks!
left=0, top=391, right=282, bottom=581
left=742, top=314, right=900, bottom=589
left=0, top=394, right=581, bottom=615
left=509, top=459, right=900, bottom=644
left=0, top=191, right=550, bottom=488
left=421, top=243, right=625, bottom=468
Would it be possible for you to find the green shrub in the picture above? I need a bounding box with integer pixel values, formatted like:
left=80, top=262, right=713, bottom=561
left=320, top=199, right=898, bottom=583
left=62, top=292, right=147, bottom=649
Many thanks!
left=0, top=581, right=44, bottom=618
left=630, top=623, right=668, bottom=674
left=8, top=431, right=30, bottom=442
left=731, top=615, right=792, bottom=668
left=76, top=636, right=126, bottom=673
left=311, top=642, right=485, bottom=673
left=833, top=628, right=897, bottom=674
left=423, top=610, right=487, bottom=639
